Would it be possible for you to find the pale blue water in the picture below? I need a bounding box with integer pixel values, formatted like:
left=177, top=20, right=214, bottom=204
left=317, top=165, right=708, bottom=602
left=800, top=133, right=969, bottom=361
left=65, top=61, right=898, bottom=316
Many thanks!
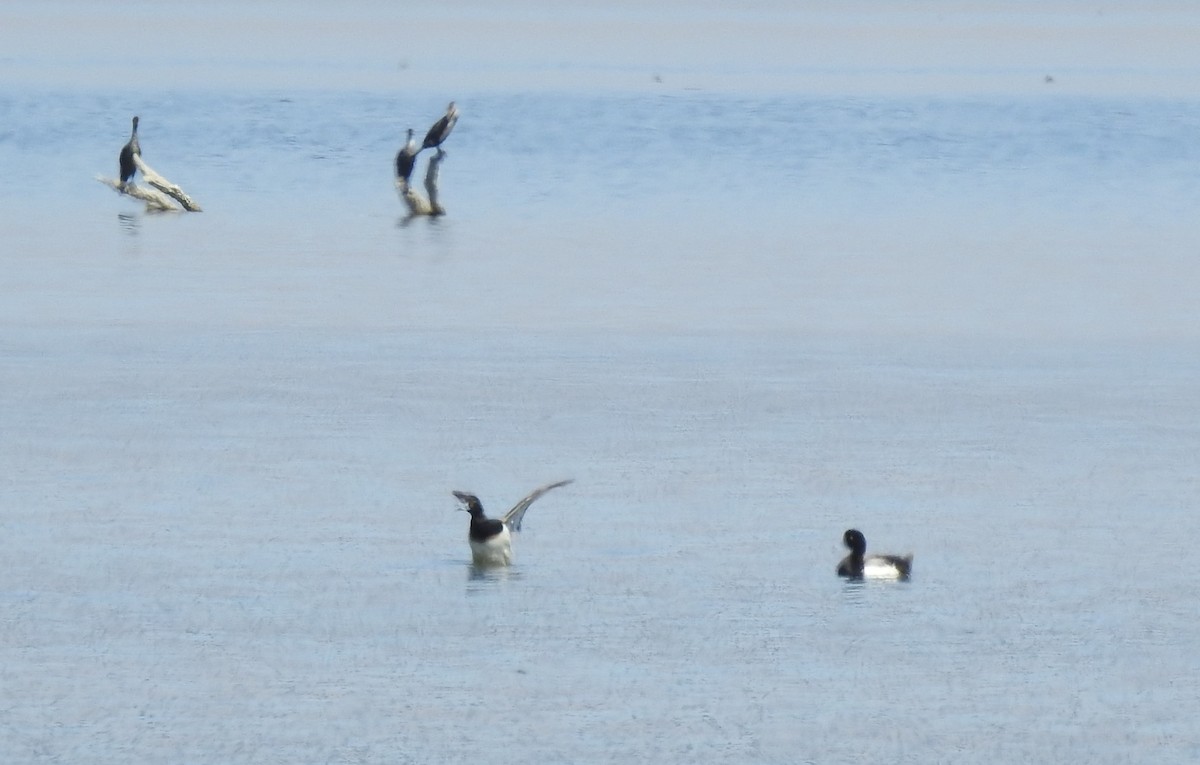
left=3, top=4, right=1200, bottom=763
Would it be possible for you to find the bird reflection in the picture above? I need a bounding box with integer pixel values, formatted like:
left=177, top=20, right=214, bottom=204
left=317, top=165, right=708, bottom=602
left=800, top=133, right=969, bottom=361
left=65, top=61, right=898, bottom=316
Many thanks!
left=465, top=562, right=520, bottom=590
left=117, top=212, right=140, bottom=236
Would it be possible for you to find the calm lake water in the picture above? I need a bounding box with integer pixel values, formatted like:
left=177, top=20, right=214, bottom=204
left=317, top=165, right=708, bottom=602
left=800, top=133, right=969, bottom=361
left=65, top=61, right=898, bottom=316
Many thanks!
left=3, top=2, right=1200, bottom=763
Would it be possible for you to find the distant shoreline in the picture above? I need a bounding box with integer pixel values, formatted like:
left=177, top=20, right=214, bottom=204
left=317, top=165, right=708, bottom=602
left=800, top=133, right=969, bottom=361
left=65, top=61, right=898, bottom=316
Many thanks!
left=3, top=2, right=1200, bottom=96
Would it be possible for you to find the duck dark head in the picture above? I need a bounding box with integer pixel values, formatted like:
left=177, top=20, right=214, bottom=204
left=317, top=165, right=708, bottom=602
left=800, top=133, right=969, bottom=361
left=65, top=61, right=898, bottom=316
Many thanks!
left=452, top=491, right=484, bottom=517
left=843, top=528, right=867, bottom=555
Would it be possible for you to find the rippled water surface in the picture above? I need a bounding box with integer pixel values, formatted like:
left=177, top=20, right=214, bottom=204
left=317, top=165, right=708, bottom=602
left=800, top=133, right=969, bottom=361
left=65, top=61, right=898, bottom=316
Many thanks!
left=3, top=2, right=1200, bottom=763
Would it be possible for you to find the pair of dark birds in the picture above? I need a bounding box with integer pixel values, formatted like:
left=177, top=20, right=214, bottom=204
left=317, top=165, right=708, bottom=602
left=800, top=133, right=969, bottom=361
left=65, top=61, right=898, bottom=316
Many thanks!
left=454, top=480, right=913, bottom=579
left=117, top=103, right=458, bottom=189
left=396, top=101, right=459, bottom=185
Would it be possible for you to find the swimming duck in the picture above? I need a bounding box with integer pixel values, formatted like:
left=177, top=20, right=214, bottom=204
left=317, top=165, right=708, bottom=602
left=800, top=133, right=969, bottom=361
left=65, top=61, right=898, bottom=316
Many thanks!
left=837, top=528, right=912, bottom=580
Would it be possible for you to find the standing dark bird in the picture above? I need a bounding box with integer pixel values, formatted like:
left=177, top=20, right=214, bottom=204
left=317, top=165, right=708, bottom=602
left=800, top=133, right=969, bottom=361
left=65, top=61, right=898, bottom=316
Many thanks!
left=836, top=529, right=913, bottom=580
left=422, top=101, right=459, bottom=150
left=453, top=479, right=573, bottom=566
left=395, top=128, right=419, bottom=184
left=119, top=115, right=141, bottom=186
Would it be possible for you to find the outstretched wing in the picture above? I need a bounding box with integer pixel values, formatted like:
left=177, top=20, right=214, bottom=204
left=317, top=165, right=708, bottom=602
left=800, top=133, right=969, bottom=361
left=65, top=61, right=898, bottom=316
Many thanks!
left=502, top=479, right=573, bottom=532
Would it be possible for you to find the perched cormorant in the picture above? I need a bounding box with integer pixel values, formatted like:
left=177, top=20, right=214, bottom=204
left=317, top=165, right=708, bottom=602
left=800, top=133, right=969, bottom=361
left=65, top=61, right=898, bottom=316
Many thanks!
left=453, top=479, right=573, bottom=567
left=836, top=529, right=913, bottom=580
left=119, top=116, right=141, bottom=186
left=422, top=101, right=459, bottom=150
left=395, top=128, right=419, bottom=184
